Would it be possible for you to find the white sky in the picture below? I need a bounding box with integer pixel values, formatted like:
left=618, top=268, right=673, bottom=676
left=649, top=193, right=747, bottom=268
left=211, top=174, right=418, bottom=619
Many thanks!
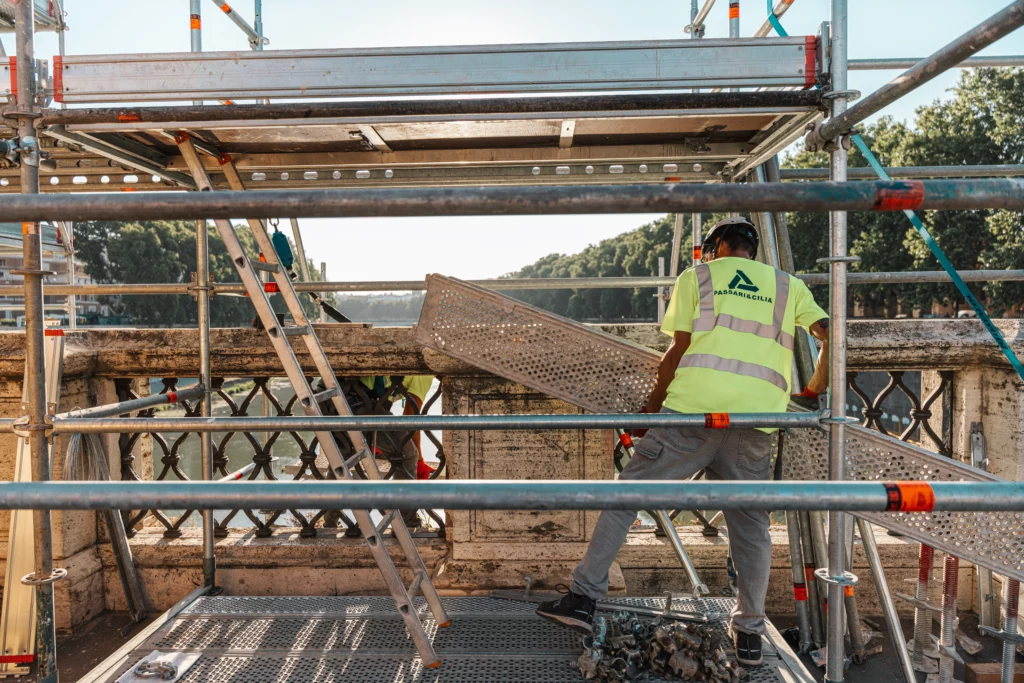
left=19, top=1, right=1024, bottom=283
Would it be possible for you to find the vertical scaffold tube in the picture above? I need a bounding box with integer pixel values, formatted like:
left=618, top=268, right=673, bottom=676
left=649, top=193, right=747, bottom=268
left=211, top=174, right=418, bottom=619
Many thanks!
left=799, top=511, right=825, bottom=648
left=785, top=511, right=813, bottom=653
left=189, top=0, right=202, bottom=106
left=938, top=555, right=959, bottom=683
left=911, top=545, right=935, bottom=667
left=197, top=218, right=216, bottom=587
left=825, top=1, right=851, bottom=679
left=15, top=1, right=57, bottom=679
left=1000, top=578, right=1019, bottom=683
left=858, top=519, right=917, bottom=683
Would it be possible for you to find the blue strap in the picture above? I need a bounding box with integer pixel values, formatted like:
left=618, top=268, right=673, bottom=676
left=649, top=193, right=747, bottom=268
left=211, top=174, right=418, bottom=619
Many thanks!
left=767, top=0, right=788, bottom=36
left=851, top=133, right=1024, bottom=383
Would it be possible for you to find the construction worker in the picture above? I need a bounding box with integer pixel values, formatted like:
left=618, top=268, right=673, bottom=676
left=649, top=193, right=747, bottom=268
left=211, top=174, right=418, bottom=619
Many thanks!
left=536, top=217, right=830, bottom=668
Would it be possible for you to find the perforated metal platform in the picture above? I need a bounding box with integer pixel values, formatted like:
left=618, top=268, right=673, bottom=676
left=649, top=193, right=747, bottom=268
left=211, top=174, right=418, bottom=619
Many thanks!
left=417, top=274, right=659, bottom=414
left=89, top=596, right=813, bottom=682
left=783, top=424, right=1024, bottom=582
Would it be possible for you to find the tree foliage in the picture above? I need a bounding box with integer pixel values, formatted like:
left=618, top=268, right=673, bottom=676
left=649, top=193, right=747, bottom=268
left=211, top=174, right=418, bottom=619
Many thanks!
left=784, top=67, right=1024, bottom=316
left=74, top=220, right=334, bottom=326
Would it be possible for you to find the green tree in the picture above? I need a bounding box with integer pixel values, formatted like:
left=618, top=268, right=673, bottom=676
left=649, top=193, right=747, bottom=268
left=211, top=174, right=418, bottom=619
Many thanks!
left=784, top=67, right=1024, bottom=317
left=74, top=220, right=334, bottom=326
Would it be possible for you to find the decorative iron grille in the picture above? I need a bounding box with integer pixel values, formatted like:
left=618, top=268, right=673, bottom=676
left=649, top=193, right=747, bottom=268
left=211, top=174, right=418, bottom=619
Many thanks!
left=846, top=370, right=954, bottom=456
left=115, top=376, right=446, bottom=538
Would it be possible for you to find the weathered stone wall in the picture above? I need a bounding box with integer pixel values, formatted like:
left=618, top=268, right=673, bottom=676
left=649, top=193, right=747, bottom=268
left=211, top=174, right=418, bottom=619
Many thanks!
left=0, top=319, right=1019, bottom=629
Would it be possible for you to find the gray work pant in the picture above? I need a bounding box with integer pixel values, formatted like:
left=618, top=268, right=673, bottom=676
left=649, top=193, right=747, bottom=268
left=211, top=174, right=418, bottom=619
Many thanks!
left=571, top=420, right=775, bottom=635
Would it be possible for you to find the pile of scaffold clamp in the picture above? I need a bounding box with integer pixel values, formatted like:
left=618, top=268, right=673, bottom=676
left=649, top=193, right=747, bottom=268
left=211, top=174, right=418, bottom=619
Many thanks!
left=575, top=611, right=748, bottom=682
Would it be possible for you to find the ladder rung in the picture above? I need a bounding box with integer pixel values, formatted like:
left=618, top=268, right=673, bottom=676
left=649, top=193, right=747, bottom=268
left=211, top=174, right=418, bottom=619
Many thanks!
left=310, top=386, right=339, bottom=404
left=282, top=325, right=311, bottom=336
left=345, top=448, right=371, bottom=470
left=407, top=570, right=426, bottom=599
left=251, top=261, right=280, bottom=273
left=376, top=509, right=399, bottom=535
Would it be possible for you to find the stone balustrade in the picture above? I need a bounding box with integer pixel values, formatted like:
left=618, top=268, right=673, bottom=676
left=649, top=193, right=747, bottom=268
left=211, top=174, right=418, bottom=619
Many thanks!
left=1, top=319, right=1020, bottom=631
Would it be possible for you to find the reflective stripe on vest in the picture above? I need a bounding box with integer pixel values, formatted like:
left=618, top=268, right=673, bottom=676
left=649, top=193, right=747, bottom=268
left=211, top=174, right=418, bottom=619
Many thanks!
left=677, top=354, right=789, bottom=391
left=691, top=263, right=794, bottom=350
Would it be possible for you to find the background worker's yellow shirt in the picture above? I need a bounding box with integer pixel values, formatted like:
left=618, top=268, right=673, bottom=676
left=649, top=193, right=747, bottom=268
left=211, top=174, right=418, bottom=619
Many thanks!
left=660, top=257, right=827, bottom=430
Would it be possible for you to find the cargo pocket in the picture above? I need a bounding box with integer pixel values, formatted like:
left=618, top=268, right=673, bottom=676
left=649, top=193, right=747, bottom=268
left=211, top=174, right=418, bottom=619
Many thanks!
left=735, top=430, right=773, bottom=477
left=634, top=434, right=664, bottom=460
left=661, top=428, right=708, bottom=455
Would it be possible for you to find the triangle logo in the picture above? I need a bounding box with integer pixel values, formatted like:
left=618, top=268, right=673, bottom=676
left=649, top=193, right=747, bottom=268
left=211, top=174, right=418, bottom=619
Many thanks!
left=728, top=270, right=759, bottom=293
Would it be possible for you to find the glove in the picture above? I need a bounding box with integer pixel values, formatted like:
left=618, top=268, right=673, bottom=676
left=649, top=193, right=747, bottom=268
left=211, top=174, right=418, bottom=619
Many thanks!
left=791, top=387, right=820, bottom=400
left=632, top=404, right=650, bottom=439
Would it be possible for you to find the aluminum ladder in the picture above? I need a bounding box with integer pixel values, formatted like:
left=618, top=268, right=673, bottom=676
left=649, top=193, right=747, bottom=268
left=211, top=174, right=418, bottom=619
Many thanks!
left=176, top=136, right=449, bottom=668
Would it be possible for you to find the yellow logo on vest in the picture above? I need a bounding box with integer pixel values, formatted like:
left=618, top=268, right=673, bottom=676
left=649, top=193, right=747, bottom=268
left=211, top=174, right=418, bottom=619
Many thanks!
left=715, top=269, right=774, bottom=303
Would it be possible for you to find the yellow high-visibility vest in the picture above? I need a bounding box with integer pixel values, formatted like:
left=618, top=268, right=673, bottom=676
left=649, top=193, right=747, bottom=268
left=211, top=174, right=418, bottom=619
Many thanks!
left=661, top=257, right=827, bottom=431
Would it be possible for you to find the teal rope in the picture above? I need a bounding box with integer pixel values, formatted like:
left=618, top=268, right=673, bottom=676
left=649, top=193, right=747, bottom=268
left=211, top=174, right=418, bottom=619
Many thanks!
left=851, top=133, right=1024, bottom=383
left=767, top=0, right=788, bottom=36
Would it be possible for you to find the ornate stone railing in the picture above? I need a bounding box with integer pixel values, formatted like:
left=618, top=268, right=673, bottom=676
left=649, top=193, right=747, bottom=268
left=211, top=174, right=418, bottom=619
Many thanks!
left=114, top=375, right=447, bottom=539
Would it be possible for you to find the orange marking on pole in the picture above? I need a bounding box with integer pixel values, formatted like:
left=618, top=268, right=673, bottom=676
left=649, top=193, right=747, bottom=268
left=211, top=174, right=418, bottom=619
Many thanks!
left=21, top=222, right=30, bottom=235
left=729, top=1, right=740, bottom=18
left=190, top=14, right=201, bottom=29
left=844, top=585, right=855, bottom=597
left=220, top=2, right=231, bottom=12
left=884, top=482, right=935, bottom=512
left=120, top=187, right=137, bottom=192
left=618, top=432, right=634, bottom=448
left=53, top=55, right=63, bottom=102
left=117, top=113, right=142, bottom=123
left=664, top=176, right=682, bottom=182
left=704, top=413, right=730, bottom=429
left=872, top=182, right=925, bottom=212
left=693, top=245, right=702, bottom=261
left=44, top=328, right=64, bottom=337
left=8, top=56, right=16, bottom=98
left=264, top=282, right=279, bottom=293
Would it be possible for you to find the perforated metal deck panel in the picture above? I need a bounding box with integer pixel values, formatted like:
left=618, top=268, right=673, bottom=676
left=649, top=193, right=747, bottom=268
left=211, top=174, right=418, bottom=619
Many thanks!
left=96, top=596, right=813, bottom=683
left=416, top=274, right=659, bottom=414
left=783, top=424, right=1024, bottom=582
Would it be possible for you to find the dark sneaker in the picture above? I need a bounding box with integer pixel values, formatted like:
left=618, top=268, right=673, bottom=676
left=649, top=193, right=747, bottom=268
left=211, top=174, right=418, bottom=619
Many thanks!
left=732, top=628, right=763, bottom=667
left=535, top=585, right=596, bottom=633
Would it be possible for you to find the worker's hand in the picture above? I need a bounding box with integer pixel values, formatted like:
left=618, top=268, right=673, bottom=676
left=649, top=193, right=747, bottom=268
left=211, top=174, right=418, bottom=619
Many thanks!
left=791, top=387, right=820, bottom=400
left=631, top=404, right=650, bottom=439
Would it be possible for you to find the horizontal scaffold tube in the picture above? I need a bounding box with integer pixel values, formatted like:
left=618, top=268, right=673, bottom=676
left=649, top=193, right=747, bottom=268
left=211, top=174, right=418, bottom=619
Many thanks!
left=55, top=384, right=204, bottom=419
left=849, top=55, right=1024, bottom=70
left=39, top=91, right=821, bottom=126
left=2, top=270, right=1023, bottom=298
left=0, top=480, right=1019, bottom=512
left=0, top=411, right=823, bottom=435
left=1, top=181, right=1023, bottom=222
left=782, top=165, right=1024, bottom=180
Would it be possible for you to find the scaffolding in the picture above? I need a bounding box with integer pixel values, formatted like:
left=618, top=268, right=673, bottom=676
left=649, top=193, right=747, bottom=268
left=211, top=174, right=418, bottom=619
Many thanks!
left=3, top=1, right=1024, bottom=681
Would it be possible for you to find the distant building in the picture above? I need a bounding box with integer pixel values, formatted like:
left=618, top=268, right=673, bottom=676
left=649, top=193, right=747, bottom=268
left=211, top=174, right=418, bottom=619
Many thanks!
left=0, top=222, right=109, bottom=326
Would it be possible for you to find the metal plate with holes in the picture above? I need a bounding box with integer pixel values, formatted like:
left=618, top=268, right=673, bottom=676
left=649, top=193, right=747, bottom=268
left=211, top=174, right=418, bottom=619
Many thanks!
left=100, top=596, right=810, bottom=683
left=783, top=424, right=1024, bottom=582
left=416, top=274, right=659, bottom=413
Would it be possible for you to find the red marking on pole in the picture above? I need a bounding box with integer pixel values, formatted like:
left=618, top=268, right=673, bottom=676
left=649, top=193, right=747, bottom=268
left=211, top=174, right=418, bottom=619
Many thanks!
left=44, top=328, right=64, bottom=337
left=53, top=55, right=63, bottom=102
left=872, top=182, right=925, bottom=211
left=117, top=113, right=142, bottom=123
left=704, top=413, right=730, bottom=429
left=884, top=482, right=935, bottom=512
left=618, top=432, right=634, bottom=449
left=166, top=392, right=178, bottom=403
left=264, top=282, right=279, bottom=293
left=8, top=57, right=16, bottom=99
left=217, top=153, right=233, bottom=166
left=664, top=176, right=682, bottom=182
left=793, top=584, right=807, bottom=601
left=120, top=188, right=137, bottom=192
left=804, top=566, right=816, bottom=585
left=0, top=655, right=34, bottom=664
left=693, top=245, right=702, bottom=261
left=804, top=36, right=818, bottom=88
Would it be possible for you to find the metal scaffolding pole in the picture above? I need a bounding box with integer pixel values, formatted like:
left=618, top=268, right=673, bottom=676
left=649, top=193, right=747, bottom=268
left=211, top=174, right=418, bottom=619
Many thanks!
left=0, top=480, right=1018, bottom=513
left=858, top=519, right=916, bottom=683
left=289, top=218, right=312, bottom=282
left=1, top=411, right=823, bottom=435
left=753, top=0, right=795, bottom=37
left=189, top=0, right=203, bottom=106
left=211, top=0, right=262, bottom=48
left=850, top=54, right=1024, bottom=70
left=782, top=164, right=1024, bottom=181
left=825, top=2, right=851, bottom=680
left=818, top=0, right=1024, bottom=142
left=12, top=1, right=57, bottom=679
left=686, top=0, right=713, bottom=35
left=2, top=181, right=1024, bottom=223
